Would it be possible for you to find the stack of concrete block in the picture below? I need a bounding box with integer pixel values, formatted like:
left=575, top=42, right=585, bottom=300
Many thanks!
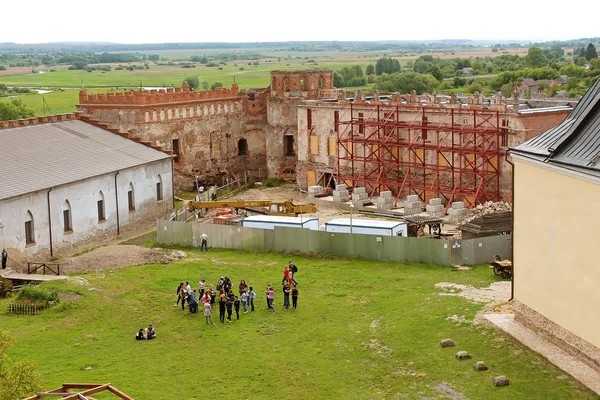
left=307, top=185, right=323, bottom=203
left=448, top=201, right=468, bottom=224
left=332, top=184, right=349, bottom=203
left=426, top=198, right=445, bottom=218
left=403, top=194, right=422, bottom=215
left=375, top=191, right=394, bottom=210
left=351, top=187, right=369, bottom=208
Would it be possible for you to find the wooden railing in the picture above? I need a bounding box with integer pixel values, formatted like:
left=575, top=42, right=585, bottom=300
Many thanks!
left=27, top=262, right=61, bottom=275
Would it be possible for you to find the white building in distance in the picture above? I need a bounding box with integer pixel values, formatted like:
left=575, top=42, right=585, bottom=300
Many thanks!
left=0, top=114, right=174, bottom=259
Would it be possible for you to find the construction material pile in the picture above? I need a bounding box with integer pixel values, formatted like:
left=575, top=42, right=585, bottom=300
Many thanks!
left=458, top=201, right=512, bottom=226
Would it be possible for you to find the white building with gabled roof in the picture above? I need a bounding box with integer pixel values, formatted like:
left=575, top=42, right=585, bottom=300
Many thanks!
left=0, top=114, right=174, bottom=259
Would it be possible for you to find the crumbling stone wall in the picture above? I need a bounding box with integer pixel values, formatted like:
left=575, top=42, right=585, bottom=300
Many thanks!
left=78, top=82, right=268, bottom=190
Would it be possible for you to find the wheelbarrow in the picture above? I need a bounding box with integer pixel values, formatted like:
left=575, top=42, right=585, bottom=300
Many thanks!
left=490, top=254, right=512, bottom=279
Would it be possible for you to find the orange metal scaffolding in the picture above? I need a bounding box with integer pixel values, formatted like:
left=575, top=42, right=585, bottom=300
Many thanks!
left=334, top=103, right=502, bottom=208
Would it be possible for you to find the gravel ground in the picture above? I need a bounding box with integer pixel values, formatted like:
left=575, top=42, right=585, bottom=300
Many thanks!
left=61, top=245, right=182, bottom=273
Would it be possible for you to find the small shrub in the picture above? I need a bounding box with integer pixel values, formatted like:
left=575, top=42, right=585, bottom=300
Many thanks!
left=18, top=286, right=59, bottom=305
left=261, top=178, right=286, bottom=187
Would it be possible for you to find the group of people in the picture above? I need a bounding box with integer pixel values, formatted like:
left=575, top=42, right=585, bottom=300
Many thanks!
left=173, top=259, right=301, bottom=324
left=176, top=277, right=258, bottom=325
left=135, top=324, right=156, bottom=340
left=267, top=260, right=300, bottom=311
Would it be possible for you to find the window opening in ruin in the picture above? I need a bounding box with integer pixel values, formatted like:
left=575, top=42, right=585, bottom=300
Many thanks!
left=284, top=168, right=295, bottom=175
left=248, top=93, right=255, bottom=101
left=322, top=172, right=336, bottom=189
left=422, top=116, right=428, bottom=141
left=25, top=211, right=34, bottom=245
left=501, top=119, right=509, bottom=147
left=358, top=113, right=364, bottom=134
left=97, top=200, right=105, bottom=222
left=300, top=78, right=308, bottom=91
left=307, top=109, right=312, bottom=130
left=318, top=77, right=325, bottom=88
left=238, top=139, right=248, bottom=156
left=172, top=138, right=180, bottom=160
left=334, top=111, right=339, bottom=133
left=63, top=200, right=72, bottom=233
left=284, top=135, right=295, bottom=156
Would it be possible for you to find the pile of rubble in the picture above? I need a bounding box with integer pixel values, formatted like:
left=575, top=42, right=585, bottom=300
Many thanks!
left=458, top=201, right=513, bottom=226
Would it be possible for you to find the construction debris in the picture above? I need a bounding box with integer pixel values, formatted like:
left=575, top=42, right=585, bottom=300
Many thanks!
left=457, top=201, right=513, bottom=238
left=459, top=201, right=513, bottom=225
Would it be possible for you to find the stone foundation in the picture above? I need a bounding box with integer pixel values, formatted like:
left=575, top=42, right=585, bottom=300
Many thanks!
left=514, top=300, right=600, bottom=373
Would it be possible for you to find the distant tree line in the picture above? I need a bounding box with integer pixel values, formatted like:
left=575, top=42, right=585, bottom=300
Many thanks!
left=333, top=44, right=600, bottom=96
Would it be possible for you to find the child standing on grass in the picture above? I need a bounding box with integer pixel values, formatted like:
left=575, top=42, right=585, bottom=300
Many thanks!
left=175, top=282, right=184, bottom=307
left=283, top=283, right=291, bottom=310
left=234, top=296, right=241, bottom=320
left=226, top=296, right=234, bottom=322
left=219, top=291, right=226, bottom=323
left=240, top=290, right=249, bottom=313
left=248, top=287, right=256, bottom=311
left=291, top=286, right=299, bottom=310
left=266, top=284, right=276, bottom=312
left=204, top=301, right=215, bottom=325
left=198, top=279, right=206, bottom=299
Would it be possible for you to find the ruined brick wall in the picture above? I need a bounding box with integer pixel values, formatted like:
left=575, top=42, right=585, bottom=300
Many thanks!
left=265, top=70, right=335, bottom=181
left=78, top=82, right=268, bottom=189
left=270, top=70, right=334, bottom=100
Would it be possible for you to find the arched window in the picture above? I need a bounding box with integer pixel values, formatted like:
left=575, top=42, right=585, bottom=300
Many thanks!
left=319, top=76, right=325, bottom=88
left=63, top=200, right=73, bottom=233
left=25, top=210, right=35, bottom=245
left=97, top=191, right=106, bottom=222
left=128, top=182, right=135, bottom=211
left=156, top=175, right=163, bottom=201
left=238, top=139, right=248, bottom=156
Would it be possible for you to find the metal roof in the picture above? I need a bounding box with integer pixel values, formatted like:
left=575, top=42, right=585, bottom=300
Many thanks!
left=242, top=215, right=317, bottom=224
left=325, top=218, right=406, bottom=228
left=0, top=120, right=171, bottom=201
left=510, top=77, right=600, bottom=177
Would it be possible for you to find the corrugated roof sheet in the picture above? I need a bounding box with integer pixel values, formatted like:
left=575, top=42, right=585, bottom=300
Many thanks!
left=0, top=120, right=171, bottom=200
left=511, top=77, right=600, bottom=177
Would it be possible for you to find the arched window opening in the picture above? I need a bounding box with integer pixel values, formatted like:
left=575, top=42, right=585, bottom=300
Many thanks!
left=25, top=210, right=35, bottom=245
left=238, top=139, right=248, bottom=156
left=63, top=200, right=73, bottom=233
left=157, top=175, right=163, bottom=201
left=128, top=183, right=136, bottom=211
left=97, top=191, right=106, bottom=222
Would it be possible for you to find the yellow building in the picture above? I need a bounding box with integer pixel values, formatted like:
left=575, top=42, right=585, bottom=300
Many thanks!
left=510, top=78, right=600, bottom=372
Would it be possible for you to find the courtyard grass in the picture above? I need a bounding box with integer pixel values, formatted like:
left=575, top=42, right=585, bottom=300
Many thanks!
left=0, top=248, right=596, bottom=399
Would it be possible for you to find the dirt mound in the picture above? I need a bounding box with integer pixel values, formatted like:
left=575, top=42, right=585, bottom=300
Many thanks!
left=62, top=245, right=174, bottom=273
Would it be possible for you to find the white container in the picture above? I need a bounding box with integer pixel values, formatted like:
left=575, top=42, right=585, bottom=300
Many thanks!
left=242, top=215, right=319, bottom=230
left=324, top=218, right=408, bottom=237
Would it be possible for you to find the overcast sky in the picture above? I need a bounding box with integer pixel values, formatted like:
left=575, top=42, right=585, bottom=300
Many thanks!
left=3, top=0, right=599, bottom=44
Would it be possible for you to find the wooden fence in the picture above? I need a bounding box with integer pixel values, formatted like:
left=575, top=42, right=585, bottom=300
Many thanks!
left=8, top=304, right=46, bottom=315
left=27, top=262, right=61, bottom=275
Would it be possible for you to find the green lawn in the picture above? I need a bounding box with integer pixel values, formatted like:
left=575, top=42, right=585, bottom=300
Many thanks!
left=1, top=247, right=596, bottom=399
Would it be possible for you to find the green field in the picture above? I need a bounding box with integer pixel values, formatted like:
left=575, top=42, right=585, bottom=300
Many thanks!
left=0, top=57, right=377, bottom=117
left=0, top=246, right=596, bottom=399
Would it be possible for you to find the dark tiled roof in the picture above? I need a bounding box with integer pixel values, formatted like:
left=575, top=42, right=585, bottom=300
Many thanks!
left=510, top=77, right=600, bottom=177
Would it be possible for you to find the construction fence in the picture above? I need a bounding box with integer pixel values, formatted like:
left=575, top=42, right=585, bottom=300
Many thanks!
left=157, top=220, right=512, bottom=266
